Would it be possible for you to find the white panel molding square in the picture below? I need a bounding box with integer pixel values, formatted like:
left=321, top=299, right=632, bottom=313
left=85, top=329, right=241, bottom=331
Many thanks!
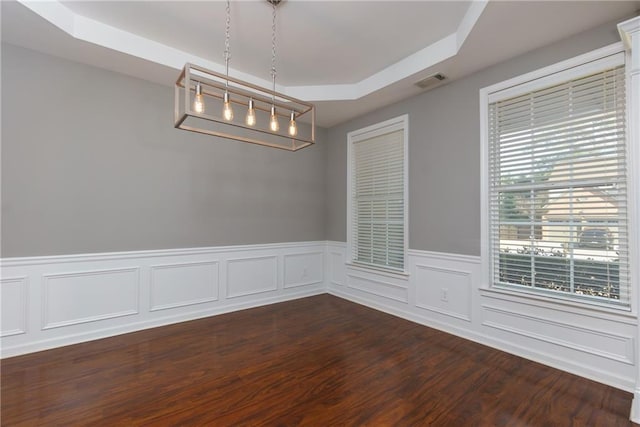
left=482, top=305, right=634, bottom=364
left=283, top=252, right=324, bottom=289
left=150, top=261, right=219, bottom=312
left=226, top=256, right=278, bottom=299
left=1, top=276, right=28, bottom=337
left=42, top=267, right=140, bottom=330
left=347, top=274, right=408, bottom=303
left=329, top=251, right=346, bottom=286
left=414, top=264, right=472, bottom=322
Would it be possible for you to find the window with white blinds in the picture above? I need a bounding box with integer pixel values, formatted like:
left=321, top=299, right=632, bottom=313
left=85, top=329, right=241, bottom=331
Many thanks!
left=484, top=51, right=630, bottom=308
left=348, top=115, right=408, bottom=272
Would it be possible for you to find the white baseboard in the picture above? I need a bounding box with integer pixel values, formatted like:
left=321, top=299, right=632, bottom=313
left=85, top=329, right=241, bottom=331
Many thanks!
left=7, top=288, right=323, bottom=357
left=632, top=390, right=640, bottom=423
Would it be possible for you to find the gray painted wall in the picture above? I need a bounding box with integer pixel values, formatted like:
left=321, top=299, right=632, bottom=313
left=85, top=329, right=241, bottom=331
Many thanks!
left=325, top=21, right=623, bottom=256
left=1, top=18, right=624, bottom=258
left=1, top=44, right=326, bottom=257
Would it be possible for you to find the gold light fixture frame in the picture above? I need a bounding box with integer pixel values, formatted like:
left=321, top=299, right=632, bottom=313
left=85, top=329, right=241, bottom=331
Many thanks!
left=175, top=63, right=315, bottom=151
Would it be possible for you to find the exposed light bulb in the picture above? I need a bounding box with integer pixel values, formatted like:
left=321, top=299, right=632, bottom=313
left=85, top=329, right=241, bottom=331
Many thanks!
left=288, top=111, right=297, bottom=137
left=193, top=82, right=205, bottom=113
left=269, top=105, right=279, bottom=132
left=246, top=98, right=256, bottom=127
left=222, top=91, right=234, bottom=121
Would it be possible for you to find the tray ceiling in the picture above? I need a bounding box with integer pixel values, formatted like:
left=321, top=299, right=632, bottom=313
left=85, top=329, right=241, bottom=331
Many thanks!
left=2, top=1, right=639, bottom=127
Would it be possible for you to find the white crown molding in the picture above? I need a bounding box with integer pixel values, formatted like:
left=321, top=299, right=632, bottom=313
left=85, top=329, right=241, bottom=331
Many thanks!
left=17, top=0, right=488, bottom=102
left=17, top=0, right=279, bottom=92
left=455, top=0, right=488, bottom=50
left=618, top=16, right=640, bottom=50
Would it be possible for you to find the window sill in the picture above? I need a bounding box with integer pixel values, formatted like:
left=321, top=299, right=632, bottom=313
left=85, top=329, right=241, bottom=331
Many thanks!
left=479, top=286, right=637, bottom=324
left=346, top=262, right=410, bottom=281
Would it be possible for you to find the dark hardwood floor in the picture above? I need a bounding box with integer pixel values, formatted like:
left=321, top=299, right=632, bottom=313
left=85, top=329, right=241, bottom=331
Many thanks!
left=1, top=294, right=634, bottom=426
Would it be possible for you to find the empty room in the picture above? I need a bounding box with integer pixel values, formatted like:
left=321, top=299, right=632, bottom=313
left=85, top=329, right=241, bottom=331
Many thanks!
left=2, top=0, right=640, bottom=425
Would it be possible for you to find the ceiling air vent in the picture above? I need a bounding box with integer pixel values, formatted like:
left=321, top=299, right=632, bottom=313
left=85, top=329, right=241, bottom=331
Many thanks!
left=415, top=73, right=446, bottom=90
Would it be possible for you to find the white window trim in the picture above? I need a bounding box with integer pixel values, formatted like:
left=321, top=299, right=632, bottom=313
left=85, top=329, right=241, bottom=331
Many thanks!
left=479, top=42, right=639, bottom=314
left=347, top=114, right=409, bottom=275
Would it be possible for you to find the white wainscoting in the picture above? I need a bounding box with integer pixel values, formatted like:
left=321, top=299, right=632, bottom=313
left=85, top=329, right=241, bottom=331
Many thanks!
left=42, top=267, right=140, bottom=330
left=347, top=273, right=409, bottom=303
left=328, top=249, right=346, bottom=287
left=415, top=263, right=472, bottom=322
left=149, top=261, right=219, bottom=311
left=2, top=240, right=636, bottom=393
left=0, top=241, right=325, bottom=358
left=326, top=241, right=637, bottom=392
left=1, top=276, right=28, bottom=337
left=227, top=256, right=278, bottom=298
left=482, top=304, right=633, bottom=365
left=283, top=252, right=324, bottom=289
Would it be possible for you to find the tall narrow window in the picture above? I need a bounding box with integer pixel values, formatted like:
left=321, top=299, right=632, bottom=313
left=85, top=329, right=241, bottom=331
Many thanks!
left=348, top=115, right=408, bottom=272
left=482, top=49, right=630, bottom=308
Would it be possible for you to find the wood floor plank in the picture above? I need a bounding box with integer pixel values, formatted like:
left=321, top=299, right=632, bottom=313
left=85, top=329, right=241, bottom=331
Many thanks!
left=1, top=295, right=635, bottom=426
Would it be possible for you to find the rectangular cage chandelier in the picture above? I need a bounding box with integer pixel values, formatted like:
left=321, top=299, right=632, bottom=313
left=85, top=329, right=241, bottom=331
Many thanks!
left=174, top=0, right=315, bottom=151
left=175, top=63, right=315, bottom=151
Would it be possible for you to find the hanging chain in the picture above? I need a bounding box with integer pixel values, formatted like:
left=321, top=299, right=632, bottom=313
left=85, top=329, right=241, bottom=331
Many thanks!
left=270, top=0, right=277, bottom=100
left=224, top=0, right=231, bottom=87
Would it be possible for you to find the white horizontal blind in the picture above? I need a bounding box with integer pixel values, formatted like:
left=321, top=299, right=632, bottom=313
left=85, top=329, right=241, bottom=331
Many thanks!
left=352, top=129, right=405, bottom=270
left=488, top=63, right=629, bottom=307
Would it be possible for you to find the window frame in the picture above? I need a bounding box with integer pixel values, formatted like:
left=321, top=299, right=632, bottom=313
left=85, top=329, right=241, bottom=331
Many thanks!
left=480, top=42, right=637, bottom=313
left=347, top=114, right=409, bottom=275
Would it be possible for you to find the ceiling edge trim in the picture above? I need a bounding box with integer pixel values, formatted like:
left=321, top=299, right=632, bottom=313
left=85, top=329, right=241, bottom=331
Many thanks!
left=17, top=0, right=488, bottom=102
left=17, top=0, right=279, bottom=91
left=456, top=0, right=489, bottom=49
